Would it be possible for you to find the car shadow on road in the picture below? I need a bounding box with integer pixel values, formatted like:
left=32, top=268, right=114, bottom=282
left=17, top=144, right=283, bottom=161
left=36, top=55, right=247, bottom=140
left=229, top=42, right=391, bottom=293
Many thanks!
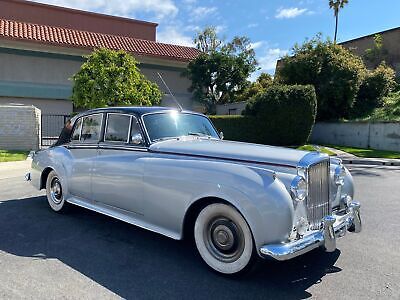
left=0, top=196, right=341, bottom=299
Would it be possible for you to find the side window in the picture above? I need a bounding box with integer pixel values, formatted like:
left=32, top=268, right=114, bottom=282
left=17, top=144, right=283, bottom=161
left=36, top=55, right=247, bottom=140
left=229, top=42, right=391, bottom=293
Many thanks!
left=80, top=114, right=102, bottom=143
left=71, top=118, right=82, bottom=141
left=105, top=114, right=131, bottom=143
left=130, top=118, right=144, bottom=146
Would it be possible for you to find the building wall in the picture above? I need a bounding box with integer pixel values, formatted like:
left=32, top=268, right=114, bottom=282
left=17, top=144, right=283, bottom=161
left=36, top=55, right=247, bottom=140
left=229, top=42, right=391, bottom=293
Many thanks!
left=0, top=0, right=157, bottom=41
left=0, top=98, right=72, bottom=115
left=0, top=105, right=41, bottom=151
left=340, top=28, right=400, bottom=75
left=0, top=45, right=194, bottom=115
left=216, top=102, right=247, bottom=115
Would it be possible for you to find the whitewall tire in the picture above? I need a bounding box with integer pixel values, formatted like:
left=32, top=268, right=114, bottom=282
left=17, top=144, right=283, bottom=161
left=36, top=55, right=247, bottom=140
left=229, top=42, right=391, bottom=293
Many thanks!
left=46, top=170, right=69, bottom=213
left=194, top=203, right=255, bottom=275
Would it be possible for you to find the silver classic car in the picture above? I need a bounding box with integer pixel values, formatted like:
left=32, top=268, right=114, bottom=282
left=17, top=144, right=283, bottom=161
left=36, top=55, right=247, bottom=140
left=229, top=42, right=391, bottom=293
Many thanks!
left=27, top=107, right=361, bottom=275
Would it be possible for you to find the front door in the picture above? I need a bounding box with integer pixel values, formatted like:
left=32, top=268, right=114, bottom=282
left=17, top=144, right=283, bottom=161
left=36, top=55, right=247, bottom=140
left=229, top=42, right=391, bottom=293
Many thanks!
left=92, top=113, right=147, bottom=215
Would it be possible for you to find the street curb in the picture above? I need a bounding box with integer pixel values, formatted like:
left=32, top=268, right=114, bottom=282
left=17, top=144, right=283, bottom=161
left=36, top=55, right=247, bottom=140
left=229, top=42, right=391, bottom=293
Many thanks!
left=342, top=158, right=400, bottom=166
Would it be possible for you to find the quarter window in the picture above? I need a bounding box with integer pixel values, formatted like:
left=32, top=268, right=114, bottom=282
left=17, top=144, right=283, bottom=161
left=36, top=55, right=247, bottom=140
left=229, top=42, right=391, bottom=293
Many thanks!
left=71, top=118, right=82, bottom=141
left=80, top=114, right=102, bottom=143
left=105, top=114, right=131, bottom=143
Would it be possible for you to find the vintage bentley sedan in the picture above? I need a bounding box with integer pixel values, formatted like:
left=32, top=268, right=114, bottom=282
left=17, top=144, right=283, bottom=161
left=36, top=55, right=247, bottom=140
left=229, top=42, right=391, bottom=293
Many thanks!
left=27, top=107, right=361, bottom=275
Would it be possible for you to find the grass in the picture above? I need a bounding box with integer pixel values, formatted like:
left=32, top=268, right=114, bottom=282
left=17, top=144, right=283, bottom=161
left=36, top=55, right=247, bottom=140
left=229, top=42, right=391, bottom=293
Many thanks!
left=0, top=150, right=29, bottom=162
left=326, top=145, right=400, bottom=159
left=296, top=144, right=337, bottom=156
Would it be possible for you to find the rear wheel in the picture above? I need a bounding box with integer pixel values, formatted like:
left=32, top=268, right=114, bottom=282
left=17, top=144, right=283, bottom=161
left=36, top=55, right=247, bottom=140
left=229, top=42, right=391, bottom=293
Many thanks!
left=46, top=170, right=69, bottom=213
left=194, top=203, right=255, bottom=275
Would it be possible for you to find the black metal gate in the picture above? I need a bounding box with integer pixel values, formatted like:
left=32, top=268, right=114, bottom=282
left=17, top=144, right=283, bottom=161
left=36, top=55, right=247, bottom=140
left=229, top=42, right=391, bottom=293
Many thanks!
left=41, top=114, right=70, bottom=147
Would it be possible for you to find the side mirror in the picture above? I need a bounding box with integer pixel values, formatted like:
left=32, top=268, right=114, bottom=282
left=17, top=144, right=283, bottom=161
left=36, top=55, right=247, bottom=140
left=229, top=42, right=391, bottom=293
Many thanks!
left=219, top=132, right=224, bottom=140
left=131, top=133, right=144, bottom=145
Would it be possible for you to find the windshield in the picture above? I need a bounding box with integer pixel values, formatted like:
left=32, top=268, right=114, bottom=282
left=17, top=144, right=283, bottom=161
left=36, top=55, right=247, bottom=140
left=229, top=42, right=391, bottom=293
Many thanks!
left=143, top=112, right=220, bottom=142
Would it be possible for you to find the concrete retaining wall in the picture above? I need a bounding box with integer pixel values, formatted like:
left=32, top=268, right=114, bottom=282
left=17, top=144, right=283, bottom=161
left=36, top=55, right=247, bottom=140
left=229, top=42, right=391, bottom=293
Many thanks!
left=0, top=105, right=41, bottom=151
left=310, top=122, right=400, bottom=151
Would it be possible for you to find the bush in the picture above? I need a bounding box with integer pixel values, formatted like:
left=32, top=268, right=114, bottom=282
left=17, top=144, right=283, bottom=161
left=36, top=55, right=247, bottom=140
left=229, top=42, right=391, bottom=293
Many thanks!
left=351, top=62, right=397, bottom=117
left=276, top=35, right=365, bottom=120
left=210, top=85, right=317, bottom=146
left=366, top=91, right=400, bottom=121
left=72, top=48, right=162, bottom=109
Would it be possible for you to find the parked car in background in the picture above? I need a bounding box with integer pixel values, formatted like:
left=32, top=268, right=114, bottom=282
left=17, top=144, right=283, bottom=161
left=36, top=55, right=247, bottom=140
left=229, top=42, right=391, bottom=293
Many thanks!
left=26, top=107, right=362, bottom=275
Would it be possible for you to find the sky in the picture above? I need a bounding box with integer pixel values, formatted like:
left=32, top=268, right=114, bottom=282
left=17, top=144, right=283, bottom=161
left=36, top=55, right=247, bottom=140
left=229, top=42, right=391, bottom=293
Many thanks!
left=32, top=0, right=400, bottom=79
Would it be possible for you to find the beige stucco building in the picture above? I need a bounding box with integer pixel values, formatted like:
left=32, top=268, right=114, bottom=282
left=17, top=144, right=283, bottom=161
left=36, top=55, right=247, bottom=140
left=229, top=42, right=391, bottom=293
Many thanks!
left=0, top=0, right=200, bottom=115
left=340, top=26, right=400, bottom=75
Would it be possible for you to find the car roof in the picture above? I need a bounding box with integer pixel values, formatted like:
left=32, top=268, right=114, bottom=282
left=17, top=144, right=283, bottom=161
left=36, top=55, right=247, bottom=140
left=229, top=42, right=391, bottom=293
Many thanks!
left=73, top=106, right=202, bottom=120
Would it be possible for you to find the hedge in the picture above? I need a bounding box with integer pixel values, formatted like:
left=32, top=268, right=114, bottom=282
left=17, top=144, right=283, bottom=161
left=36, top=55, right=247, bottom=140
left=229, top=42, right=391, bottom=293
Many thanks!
left=210, top=85, right=317, bottom=146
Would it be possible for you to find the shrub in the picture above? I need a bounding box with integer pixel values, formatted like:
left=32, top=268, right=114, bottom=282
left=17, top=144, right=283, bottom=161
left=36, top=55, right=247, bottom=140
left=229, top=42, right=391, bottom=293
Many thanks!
left=72, top=48, right=162, bottom=109
left=276, top=35, right=365, bottom=120
left=351, top=62, right=397, bottom=117
left=366, top=91, right=400, bottom=121
left=210, top=85, right=317, bottom=146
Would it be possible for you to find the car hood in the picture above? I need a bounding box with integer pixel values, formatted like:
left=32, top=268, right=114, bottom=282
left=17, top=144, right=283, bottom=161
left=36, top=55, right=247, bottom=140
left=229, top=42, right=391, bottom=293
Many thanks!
left=149, top=137, right=309, bottom=169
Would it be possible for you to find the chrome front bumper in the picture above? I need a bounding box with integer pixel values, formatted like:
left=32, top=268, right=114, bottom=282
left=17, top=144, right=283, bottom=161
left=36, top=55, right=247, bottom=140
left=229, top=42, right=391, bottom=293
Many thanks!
left=260, top=202, right=362, bottom=261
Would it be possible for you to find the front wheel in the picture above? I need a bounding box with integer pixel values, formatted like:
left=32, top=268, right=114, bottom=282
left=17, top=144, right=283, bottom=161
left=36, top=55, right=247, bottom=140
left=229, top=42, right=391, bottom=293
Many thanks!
left=194, top=203, right=255, bottom=275
left=46, top=170, right=69, bottom=213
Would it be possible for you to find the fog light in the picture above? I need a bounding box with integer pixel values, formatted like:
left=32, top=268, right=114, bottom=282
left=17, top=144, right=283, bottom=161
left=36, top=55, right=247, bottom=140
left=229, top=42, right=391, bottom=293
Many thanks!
left=340, top=194, right=352, bottom=210
left=296, top=217, right=309, bottom=237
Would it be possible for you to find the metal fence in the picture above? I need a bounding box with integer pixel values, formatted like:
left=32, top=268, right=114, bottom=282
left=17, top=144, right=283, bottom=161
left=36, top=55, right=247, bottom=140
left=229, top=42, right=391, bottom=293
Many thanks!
left=41, top=114, right=70, bottom=147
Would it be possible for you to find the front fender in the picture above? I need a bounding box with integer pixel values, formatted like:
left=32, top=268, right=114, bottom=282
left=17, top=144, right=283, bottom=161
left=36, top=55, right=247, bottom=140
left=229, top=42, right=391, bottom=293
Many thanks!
left=177, top=162, right=295, bottom=255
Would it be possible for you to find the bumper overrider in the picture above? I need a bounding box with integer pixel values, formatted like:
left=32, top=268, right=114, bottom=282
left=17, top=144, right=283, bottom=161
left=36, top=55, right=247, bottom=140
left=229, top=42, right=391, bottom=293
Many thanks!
left=260, top=201, right=362, bottom=260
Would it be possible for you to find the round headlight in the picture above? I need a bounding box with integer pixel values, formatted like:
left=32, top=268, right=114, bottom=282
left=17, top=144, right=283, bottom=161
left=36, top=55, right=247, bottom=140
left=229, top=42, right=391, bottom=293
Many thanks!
left=290, top=176, right=307, bottom=202
left=334, top=165, right=345, bottom=186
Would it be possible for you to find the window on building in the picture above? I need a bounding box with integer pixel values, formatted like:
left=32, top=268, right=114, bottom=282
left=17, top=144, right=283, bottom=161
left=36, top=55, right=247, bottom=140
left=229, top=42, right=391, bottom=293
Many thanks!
left=228, top=108, right=237, bottom=115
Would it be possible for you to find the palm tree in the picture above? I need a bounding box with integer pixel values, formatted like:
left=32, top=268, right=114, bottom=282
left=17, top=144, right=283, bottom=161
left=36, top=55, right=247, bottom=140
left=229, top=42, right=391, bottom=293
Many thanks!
left=329, top=0, right=349, bottom=43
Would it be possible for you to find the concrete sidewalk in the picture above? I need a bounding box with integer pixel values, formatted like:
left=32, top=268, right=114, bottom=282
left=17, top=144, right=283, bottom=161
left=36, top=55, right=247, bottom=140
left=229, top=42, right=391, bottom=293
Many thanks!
left=0, top=159, right=31, bottom=180
left=325, top=146, right=400, bottom=166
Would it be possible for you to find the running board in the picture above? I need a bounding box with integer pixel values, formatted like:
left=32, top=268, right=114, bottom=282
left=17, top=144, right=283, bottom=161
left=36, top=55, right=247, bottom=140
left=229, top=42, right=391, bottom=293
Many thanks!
left=66, top=197, right=180, bottom=240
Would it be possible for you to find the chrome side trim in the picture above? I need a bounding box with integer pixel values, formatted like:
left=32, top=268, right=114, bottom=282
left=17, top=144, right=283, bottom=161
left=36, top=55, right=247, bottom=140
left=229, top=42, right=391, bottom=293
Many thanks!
left=98, top=144, right=148, bottom=152
left=260, top=201, right=362, bottom=261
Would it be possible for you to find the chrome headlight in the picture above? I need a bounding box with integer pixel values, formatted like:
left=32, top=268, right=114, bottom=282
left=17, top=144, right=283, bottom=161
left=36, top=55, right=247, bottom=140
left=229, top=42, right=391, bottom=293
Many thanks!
left=290, top=175, right=307, bottom=202
left=334, top=165, right=345, bottom=186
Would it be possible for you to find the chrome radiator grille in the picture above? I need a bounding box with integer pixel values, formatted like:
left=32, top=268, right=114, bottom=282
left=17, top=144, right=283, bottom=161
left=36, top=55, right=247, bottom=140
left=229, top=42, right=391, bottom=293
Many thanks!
left=307, top=160, right=331, bottom=230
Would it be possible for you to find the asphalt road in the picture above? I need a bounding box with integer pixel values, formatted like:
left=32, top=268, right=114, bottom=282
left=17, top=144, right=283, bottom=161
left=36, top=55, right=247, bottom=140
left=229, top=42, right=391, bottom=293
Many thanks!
left=0, top=164, right=399, bottom=299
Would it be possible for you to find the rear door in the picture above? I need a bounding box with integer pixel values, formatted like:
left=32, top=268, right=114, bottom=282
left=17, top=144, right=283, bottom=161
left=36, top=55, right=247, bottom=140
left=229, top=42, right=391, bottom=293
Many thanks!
left=67, top=113, right=103, bottom=200
left=92, top=113, right=147, bottom=215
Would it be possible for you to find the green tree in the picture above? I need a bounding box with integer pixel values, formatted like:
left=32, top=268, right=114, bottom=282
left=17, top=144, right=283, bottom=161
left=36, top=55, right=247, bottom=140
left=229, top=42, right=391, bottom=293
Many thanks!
left=276, top=35, right=365, bottom=120
left=363, top=34, right=390, bottom=68
left=329, top=0, right=349, bottom=43
left=235, top=73, right=274, bottom=103
left=186, top=27, right=258, bottom=114
left=351, top=62, right=396, bottom=117
left=72, top=48, right=162, bottom=109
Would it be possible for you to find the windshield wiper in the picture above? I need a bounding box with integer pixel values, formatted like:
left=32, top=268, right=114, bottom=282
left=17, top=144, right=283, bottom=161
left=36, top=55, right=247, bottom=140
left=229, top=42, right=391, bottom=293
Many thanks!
left=188, top=132, right=211, bottom=138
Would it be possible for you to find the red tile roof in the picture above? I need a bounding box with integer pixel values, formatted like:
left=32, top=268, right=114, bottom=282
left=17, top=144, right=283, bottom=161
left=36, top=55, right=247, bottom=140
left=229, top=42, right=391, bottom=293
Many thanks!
left=0, top=18, right=200, bottom=62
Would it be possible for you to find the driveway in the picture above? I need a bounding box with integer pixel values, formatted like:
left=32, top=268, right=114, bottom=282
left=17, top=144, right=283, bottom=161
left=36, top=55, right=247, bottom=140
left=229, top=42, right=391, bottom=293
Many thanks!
left=0, top=164, right=399, bottom=299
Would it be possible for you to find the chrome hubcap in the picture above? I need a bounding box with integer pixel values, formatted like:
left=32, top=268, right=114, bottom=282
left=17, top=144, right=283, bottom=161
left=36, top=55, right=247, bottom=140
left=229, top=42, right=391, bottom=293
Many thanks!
left=205, top=217, right=245, bottom=263
left=50, top=177, right=63, bottom=204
